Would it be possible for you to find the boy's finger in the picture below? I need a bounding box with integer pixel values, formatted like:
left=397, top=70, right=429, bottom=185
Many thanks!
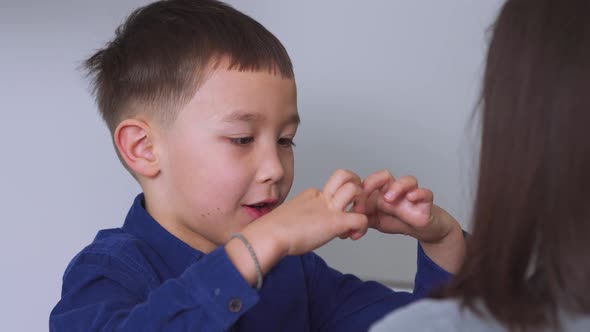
left=377, top=196, right=398, bottom=214
left=351, top=192, right=368, bottom=214
left=362, top=169, right=395, bottom=194
left=340, top=213, right=368, bottom=237
left=384, top=176, right=418, bottom=202
left=348, top=224, right=369, bottom=240
left=338, top=232, right=350, bottom=239
left=323, top=169, right=361, bottom=198
left=331, top=182, right=363, bottom=211
left=407, top=188, right=434, bottom=203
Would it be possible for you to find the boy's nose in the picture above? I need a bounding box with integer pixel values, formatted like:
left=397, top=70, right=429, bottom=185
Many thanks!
left=255, top=149, right=285, bottom=184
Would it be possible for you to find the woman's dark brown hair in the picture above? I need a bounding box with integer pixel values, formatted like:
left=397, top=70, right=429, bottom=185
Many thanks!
left=435, top=0, right=590, bottom=330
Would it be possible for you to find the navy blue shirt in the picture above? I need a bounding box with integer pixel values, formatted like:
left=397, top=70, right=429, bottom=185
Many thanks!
left=50, top=194, right=451, bottom=331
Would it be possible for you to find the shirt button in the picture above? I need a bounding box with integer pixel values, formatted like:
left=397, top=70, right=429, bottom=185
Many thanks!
left=228, top=298, right=243, bottom=313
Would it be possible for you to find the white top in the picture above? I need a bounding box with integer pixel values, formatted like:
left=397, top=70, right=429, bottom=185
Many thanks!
left=370, top=298, right=590, bottom=332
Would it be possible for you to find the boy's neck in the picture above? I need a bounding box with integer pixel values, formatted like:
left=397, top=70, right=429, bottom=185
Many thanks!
left=142, top=190, right=218, bottom=254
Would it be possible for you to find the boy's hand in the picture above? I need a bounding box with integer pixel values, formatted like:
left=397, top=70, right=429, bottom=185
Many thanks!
left=228, top=169, right=369, bottom=286
left=267, top=169, right=369, bottom=256
left=362, top=170, right=465, bottom=273
left=362, top=170, right=437, bottom=239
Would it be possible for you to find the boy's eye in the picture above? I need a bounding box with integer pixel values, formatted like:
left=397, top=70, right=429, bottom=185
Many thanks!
left=278, top=138, right=296, bottom=147
left=230, top=137, right=254, bottom=145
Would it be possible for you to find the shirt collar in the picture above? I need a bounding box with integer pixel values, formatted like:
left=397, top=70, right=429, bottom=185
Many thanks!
left=122, top=193, right=204, bottom=276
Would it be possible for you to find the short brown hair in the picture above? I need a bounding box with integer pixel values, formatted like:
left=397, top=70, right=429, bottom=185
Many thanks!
left=434, top=0, right=590, bottom=330
left=85, top=0, right=294, bottom=134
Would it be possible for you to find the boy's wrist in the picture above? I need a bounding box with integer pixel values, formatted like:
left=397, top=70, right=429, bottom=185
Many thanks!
left=241, top=219, right=289, bottom=270
left=412, top=205, right=455, bottom=245
left=418, top=206, right=466, bottom=274
left=225, top=238, right=258, bottom=286
left=225, top=220, right=288, bottom=287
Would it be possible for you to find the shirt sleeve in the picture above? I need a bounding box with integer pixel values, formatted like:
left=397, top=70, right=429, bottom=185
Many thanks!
left=303, top=243, right=452, bottom=332
left=50, top=247, right=258, bottom=332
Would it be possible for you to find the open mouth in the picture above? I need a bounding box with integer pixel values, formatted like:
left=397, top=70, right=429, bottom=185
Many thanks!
left=244, top=201, right=276, bottom=219
left=247, top=202, right=271, bottom=210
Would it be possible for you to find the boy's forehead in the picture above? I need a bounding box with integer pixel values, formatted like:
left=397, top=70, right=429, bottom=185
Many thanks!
left=188, top=65, right=297, bottom=111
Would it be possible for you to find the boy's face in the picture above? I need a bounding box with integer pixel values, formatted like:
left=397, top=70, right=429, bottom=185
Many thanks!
left=154, top=65, right=299, bottom=252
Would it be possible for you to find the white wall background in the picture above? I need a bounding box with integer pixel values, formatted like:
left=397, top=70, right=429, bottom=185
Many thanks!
left=0, top=0, right=502, bottom=330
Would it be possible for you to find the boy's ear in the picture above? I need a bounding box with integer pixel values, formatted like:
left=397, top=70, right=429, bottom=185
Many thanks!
left=114, top=119, right=161, bottom=178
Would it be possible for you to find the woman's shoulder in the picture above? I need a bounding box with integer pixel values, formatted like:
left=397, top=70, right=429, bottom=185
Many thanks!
left=370, top=298, right=590, bottom=332
left=369, top=298, right=502, bottom=332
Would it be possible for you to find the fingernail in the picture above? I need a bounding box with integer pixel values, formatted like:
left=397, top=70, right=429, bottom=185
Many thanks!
left=384, top=191, right=395, bottom=201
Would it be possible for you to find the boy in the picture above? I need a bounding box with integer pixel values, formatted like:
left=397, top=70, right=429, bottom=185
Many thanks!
left=50, top=0, right=466, bottom=331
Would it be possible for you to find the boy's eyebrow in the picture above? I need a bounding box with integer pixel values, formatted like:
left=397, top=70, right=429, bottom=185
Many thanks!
left=221, top=111, right=301, bottom=125
left=221, top=111, right=264, bottom=123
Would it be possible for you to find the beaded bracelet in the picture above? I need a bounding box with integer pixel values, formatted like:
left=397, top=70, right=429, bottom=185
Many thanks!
left=231, top=233, right=263, bottom=290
